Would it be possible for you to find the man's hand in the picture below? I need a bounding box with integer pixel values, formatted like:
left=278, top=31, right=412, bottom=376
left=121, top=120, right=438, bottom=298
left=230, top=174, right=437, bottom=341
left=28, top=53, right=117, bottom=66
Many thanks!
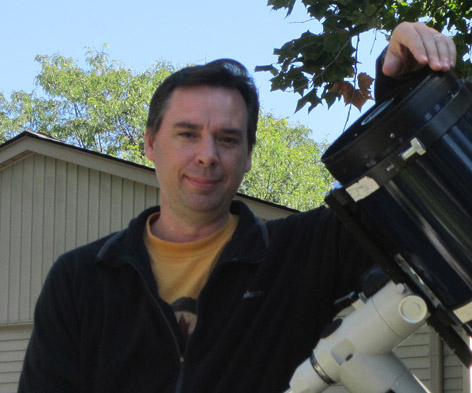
left=382, top=22, right=456, bottom=77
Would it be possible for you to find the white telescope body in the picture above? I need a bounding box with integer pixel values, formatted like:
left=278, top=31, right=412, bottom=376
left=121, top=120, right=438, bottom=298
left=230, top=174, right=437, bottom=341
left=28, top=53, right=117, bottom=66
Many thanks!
left=287, top=281, right=430, bottom=393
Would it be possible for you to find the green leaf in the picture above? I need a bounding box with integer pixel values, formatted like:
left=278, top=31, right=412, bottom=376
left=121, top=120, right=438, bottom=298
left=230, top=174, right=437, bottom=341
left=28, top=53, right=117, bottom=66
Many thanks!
left=267, top=0, right=296, bottom=15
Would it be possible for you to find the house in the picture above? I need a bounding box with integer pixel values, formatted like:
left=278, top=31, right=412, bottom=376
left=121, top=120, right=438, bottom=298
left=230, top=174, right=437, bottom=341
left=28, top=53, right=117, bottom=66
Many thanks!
left=0, top=131, right=469, bottom=392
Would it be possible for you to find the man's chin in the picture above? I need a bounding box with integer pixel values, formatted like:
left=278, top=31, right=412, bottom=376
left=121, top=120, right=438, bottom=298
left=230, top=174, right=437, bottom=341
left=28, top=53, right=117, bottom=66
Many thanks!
left=183, top=196, right=230, bottom=215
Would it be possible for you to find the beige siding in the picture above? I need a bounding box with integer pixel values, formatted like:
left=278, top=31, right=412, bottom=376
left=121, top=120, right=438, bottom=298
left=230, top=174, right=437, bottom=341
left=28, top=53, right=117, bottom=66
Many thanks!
left=444, top=340, right=469, bottom=393
left=0, top=153, right=159, bottom=324
left=0, top=324, right=32, bottom=393
left=394, top=325, right=431, bottom=388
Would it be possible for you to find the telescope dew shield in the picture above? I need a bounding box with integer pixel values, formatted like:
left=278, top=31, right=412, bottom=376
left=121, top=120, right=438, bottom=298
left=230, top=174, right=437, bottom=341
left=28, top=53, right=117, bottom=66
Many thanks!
left=321, top=71, right=472, bottom=343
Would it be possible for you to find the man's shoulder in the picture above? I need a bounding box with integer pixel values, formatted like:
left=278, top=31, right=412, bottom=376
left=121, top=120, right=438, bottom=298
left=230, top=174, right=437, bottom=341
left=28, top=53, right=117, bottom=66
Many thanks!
left=230, top=199, right=335, bottom=241
left=54, top=205, right=160, bottom=271
left=51, top=232, right=122, bottom=277
left=62, top=232, right=118, bottom=260
left=265, top=204, right=333, bottom=230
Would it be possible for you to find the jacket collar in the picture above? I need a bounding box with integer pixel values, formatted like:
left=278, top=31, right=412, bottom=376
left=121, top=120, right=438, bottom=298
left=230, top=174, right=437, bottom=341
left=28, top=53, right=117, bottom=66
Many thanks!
left=95, top=200, right=269, bottom=268
left=219, top=200, right=269, bottom=264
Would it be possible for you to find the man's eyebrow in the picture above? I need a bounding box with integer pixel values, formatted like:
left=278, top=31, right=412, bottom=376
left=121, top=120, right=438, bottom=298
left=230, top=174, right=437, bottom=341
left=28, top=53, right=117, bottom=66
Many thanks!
left=173, top=122, right=244, bottom=135
left=220, top=128, right=244, bottom=135
left=173, top=121, right=200, bottom=130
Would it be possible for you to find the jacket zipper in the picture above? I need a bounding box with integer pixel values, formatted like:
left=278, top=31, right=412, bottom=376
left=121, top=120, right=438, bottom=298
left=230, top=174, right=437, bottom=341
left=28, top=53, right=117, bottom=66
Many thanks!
left=172, top=260, right=230, bottom=392
left=123, top=257, right=259, bottom=393
left=123, top=259, right=185, bottom=393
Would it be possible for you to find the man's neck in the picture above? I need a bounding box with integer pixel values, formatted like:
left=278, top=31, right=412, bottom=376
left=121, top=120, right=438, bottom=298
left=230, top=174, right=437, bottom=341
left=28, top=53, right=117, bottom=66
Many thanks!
left=149, top=210, right=231, bottom=243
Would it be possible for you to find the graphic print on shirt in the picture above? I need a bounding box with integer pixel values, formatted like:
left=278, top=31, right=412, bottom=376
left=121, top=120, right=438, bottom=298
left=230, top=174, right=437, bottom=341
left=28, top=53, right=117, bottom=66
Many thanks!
left=172, top=297, right=197, bottom=342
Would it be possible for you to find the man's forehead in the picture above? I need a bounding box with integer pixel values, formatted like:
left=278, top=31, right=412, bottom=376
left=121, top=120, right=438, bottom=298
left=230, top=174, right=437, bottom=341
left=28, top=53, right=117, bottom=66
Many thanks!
left=170, top=85, right=243, bottom=102
left=164, top=85, right=248, bottom=120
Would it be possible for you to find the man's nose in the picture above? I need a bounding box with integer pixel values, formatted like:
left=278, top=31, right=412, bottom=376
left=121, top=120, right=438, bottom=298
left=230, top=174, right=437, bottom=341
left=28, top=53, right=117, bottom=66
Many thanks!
left=196, top=137, right=219, bottom=167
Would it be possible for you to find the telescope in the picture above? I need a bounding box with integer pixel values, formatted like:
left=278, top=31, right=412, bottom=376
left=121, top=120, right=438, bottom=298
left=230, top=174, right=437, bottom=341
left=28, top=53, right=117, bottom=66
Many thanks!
left=287, top=70, right=472, bottom=392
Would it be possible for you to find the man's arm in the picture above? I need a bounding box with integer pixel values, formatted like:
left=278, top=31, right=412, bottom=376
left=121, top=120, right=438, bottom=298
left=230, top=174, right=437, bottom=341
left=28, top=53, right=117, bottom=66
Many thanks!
left=18, top=258, right=81, bottom=392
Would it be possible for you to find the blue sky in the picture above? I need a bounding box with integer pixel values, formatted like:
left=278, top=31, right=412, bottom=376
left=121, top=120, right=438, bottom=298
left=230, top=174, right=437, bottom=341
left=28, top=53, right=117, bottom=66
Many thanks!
left=1, top=0, right=387, bottom=143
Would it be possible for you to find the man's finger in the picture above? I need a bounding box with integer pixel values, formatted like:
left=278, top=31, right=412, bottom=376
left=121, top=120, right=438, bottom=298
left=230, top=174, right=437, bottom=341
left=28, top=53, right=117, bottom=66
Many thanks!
left=446, top=35, right=457, bottom=68
left=417, top=29, right=443, bottom=70
left=434, top=34, right=454, bottom=70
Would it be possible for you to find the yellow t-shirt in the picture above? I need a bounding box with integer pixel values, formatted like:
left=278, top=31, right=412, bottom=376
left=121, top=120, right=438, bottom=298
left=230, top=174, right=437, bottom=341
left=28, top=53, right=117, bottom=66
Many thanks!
left=144, top=213, right=238, bottom=341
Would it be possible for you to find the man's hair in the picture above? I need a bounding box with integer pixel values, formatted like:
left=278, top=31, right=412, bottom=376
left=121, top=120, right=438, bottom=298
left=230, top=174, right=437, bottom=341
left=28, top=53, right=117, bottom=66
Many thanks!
left=146, top=59, right=259, bottom=150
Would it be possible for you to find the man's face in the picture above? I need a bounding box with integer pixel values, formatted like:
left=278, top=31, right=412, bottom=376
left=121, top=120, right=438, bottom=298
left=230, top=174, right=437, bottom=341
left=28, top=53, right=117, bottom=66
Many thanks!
left=145, top=85, right=252, bottom=221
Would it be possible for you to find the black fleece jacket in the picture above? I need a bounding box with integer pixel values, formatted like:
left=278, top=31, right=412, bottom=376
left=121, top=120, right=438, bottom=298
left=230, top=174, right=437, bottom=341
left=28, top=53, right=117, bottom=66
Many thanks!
left=19, top=201, right=372, bottom=393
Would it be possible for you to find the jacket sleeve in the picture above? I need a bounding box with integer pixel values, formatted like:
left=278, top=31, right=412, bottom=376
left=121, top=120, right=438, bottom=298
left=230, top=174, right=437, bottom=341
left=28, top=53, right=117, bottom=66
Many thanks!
left=18, top=256, right=81, bottom=393
left=325, top=207, right=375, bottom=301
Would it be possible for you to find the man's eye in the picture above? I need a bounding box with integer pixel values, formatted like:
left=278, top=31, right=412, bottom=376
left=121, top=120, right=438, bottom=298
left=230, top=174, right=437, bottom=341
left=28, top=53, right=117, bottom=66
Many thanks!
left=179, top=132, right=195, bottom=138
left=220, top=137, right=239, bottom=145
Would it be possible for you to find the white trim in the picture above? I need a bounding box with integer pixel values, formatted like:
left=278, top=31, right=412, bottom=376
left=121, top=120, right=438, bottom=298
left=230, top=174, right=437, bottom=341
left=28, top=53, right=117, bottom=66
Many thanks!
left=0, top=322, right=33, bottom=330
left=0, top=135, right=159, bottom=187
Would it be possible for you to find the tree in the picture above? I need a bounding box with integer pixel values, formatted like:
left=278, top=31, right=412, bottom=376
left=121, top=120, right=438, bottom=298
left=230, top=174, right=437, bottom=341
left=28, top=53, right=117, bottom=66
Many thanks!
left=0, top=47, right=175, bottom=164
left=240, top=113, right=333, bottom=210
left=258, top=0, right=472, bottom=113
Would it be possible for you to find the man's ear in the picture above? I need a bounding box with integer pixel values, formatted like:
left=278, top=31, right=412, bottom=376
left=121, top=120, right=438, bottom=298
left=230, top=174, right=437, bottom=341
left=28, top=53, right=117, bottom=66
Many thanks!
left=144, top=127, right=155, bottom=161
left=245, top=150, right=252, bottom=173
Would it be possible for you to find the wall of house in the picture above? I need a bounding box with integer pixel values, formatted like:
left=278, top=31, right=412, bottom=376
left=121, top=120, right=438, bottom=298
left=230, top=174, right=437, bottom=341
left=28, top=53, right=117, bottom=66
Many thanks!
left=0, top=324, right=31, bottom=393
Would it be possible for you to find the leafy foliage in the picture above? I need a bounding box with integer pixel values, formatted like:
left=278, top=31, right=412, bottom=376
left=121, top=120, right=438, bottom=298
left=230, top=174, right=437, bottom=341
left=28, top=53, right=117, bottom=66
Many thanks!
left=240, top=113, right=333, bottom=210
left=259, top=0, right=472, bottom=113
left=0, top=47, right=175, bottom=164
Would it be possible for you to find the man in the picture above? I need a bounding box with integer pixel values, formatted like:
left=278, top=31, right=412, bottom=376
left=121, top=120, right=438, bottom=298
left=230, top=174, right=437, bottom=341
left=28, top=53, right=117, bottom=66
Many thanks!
left=19, top=22, right=456, bottom=393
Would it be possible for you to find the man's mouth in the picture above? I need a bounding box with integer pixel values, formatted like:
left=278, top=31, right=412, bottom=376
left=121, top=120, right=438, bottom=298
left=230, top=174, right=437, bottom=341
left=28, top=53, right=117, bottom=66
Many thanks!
left=185, top=175, right=220, bottom=189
